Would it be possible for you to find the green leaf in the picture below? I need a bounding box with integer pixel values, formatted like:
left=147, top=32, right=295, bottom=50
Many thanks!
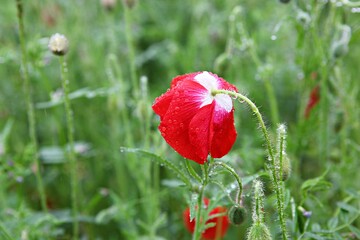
left=348, top=225, right=360, bottom=238
left=337, top=202, right=359, bottom=214
left=190, top=193, right=198, bottom=222
left=161, top=179, right=186, bottom=188
left=301, top=170, right=332, bottom=198
left=120, top=147, right=192, bottom=188
left=302, top=232, right=326, bottom=240
left=327, top=217, right=338, bottom=230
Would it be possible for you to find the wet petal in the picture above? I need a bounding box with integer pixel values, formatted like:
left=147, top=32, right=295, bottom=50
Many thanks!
left=210, top=105, right=237, bottom=159
left=159, top=80, right=208, bottom=162
left=152, top=89, right=174, bottom=119
left=189, top=103, right=215, bottom=164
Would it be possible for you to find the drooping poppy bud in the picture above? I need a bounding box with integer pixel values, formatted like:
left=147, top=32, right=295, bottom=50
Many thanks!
left=228, top=204, right=247, bottom=225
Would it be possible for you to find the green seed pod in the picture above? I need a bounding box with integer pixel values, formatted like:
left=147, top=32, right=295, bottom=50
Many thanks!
left=247, top=222, right=272, bottom=240
left=228, top=204, right=247, bottom=225
left=281, top=154, right=291, bottom=181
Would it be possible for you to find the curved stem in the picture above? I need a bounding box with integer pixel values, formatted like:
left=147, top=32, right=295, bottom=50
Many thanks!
left=60, top=57, right=79, bottom=240
left=211, top=161, right=243, bottom=204
left=212, top=89, right=288, bottom=240
left=15, top=0, right=47, bottom=212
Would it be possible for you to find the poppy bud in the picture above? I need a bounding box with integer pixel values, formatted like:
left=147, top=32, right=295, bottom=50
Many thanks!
left=228, top=204, right=247, bottom=225
left=247, top=222, right=272, bottom=240
left=281, top=154, right=291, bottom=181
left=48, top=33, right=69, bottom=56
left=101, top=0, right=117, bottom=11
left=122, top=0, right=137, bottom=9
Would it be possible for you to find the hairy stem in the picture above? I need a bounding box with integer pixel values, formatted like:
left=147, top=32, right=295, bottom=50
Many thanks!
left=212, top=89, right=288, bottom=240
left=211, top=161, right=243, bottom=204
left=15, top=0, right=47, bottom=212
left=60, top=57, right=79, bottom=240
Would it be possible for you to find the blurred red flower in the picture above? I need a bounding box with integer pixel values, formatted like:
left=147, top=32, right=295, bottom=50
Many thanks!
left=152, top=71, right=238, bottom=164
left=183, top=198, right=229, bottom=240
left=304, top=85, right=320, bottom=119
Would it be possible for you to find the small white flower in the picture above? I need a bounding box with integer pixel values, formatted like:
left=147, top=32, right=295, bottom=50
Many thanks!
left=48, top=33, right=69, bottom=56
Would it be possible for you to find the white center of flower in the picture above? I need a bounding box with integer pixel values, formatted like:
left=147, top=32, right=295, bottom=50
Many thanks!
left=194, top=72, right=233, bottom=112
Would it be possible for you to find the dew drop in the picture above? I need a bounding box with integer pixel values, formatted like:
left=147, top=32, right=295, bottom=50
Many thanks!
left=161, top=126, right=167, bottom=132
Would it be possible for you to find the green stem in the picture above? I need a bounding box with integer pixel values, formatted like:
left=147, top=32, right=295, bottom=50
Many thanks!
left=312, top=3, right=330, bottom=164
left=122, top=2, right=138, bottom=98
left=185, top=160, right=202, bottom=183
left=192, top=163, right=209, bottom=240
left=211, top=161, right=243, bottom=204
left=59, top=57, right=79, bottom=240
left=212, top=89, right=288, bottom=240
left=15, top=0, right=47, bottom=212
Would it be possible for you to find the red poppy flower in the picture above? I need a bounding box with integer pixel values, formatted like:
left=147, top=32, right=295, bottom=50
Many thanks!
left=183, top=198, right=229, bottom=240
left=304, top=85, right=320, bottom=119
left=152, top=71, right=238, bottom=164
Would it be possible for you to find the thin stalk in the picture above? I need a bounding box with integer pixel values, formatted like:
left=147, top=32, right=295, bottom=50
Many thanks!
left=185, top=160, right=202, bottom=183
left=311, top=3, right=330, bottom=164
left=15, top=0, right=47, bottom=212
left=122, top=2, right=138, bottom=98
left=211, top=162, right=243, bottom=204
left=212, top=89, right=288, bottom=240
left=59, top=57, right=79, bottom=240
left=192, top=163, right=209, bottom=240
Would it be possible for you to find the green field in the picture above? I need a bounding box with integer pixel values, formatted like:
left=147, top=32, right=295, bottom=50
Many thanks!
left=1, top=0, right=360, bottom=239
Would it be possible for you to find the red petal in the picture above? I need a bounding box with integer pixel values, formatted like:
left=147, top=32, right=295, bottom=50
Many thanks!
left=171, top=72, right=201, bottom=89
left=159, top=80, right=208, bottom=163
left=304, top=85, right=320, bottom=119
left=152, top=89, right=174, bottom=119
left=210, top=106, right=237, bottom=159
left=188, top=103, right=215, bottom=164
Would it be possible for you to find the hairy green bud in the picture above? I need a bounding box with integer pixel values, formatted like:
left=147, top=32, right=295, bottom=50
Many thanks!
left=247, top=222, right=272, bottom=240
left=228, top=204, right=247, bottom=225
left=281, top=153, right=291, bottom=181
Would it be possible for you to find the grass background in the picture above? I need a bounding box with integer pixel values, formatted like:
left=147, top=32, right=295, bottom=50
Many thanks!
left=0, top=0, right=360, bottom=239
